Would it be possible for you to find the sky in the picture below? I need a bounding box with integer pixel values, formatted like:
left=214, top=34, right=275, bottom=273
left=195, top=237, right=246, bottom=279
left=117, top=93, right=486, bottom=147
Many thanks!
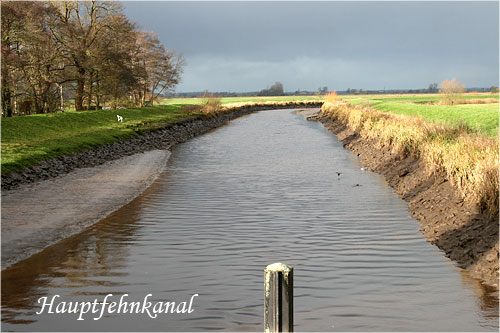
left=122, top=1, right=499, bottom=93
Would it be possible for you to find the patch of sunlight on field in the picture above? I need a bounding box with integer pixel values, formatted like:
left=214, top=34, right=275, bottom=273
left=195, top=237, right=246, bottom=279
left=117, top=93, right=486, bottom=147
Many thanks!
left=344, top=94, right=499, bottom=137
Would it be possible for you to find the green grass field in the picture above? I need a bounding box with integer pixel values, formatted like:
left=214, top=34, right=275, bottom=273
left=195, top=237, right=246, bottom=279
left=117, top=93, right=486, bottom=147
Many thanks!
left=342, top=93, right=497, bottom=103
left=343, top=94, right=499, bottom=137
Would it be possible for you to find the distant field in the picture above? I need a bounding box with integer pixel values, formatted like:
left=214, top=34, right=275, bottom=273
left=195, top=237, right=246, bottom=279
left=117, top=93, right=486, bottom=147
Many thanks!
left=342, top=93, right=498, bottom=103
left=163, top=95, right=322, bottom=105
left=343, top=93, right=499, bottom=137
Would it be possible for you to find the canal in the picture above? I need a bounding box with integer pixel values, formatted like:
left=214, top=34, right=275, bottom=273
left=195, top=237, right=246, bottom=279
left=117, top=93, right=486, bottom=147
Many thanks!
left=2, top=109, right=498, bottom=331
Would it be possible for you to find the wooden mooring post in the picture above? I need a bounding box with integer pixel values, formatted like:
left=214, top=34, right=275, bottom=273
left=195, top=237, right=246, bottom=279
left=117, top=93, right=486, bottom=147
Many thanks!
left=264, top=263, right=294, bottom=332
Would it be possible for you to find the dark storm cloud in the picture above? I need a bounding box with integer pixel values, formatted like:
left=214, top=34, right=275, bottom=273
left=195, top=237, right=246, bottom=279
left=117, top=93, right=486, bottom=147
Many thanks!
left=122, top=1, right=499, bottom=92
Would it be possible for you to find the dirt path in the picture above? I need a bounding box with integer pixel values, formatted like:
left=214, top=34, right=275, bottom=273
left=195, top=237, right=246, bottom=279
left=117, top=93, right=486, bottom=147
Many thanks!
left=1, top=150, right=170, bottom=269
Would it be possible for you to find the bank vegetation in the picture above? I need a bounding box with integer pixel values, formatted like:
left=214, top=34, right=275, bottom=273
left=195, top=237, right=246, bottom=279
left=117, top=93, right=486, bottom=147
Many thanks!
left=321, top=101, right=499, bottom=217
left=1, top=99, right=323, bottom=175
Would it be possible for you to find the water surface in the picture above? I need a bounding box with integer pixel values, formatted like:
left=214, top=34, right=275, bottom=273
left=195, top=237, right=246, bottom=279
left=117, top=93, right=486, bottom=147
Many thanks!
left=2, top=109, right=498, bottom=331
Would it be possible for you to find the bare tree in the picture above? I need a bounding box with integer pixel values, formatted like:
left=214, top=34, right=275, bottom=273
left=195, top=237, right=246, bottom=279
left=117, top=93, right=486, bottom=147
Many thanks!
left=130, top=32, right=184, bottom=106
left=258, top=81, right=284, bottom=96
left=147, top=48, right=184, bottom=105
left=1, top=1, right=184, bottom=114
left=85, top=13, right=137, bottom=108
left=428, top=83, right=438, bottom=93
left=0, top=1, right=25, bottom=116
left=439, top=78, right=466, bottom=104
left=47, top=1, right=124, bottom=110
left=1, top=1, right=63, bottom=116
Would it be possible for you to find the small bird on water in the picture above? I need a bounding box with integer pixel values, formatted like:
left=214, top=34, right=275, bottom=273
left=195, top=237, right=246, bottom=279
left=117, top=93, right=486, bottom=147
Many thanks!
left=335, top=172, right=342, bottom=177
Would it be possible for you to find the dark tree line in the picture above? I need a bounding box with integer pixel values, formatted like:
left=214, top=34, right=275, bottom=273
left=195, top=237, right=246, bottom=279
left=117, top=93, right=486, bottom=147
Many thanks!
left=258, top=82, right=284, bottom=96
left=1, top=1, right=184, bottom=117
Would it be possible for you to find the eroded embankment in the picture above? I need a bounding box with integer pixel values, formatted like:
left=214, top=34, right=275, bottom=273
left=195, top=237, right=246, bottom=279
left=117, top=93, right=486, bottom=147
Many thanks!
left=318, top=102, right=499, bottom=288
left=1, top=101, right=322, bottom=191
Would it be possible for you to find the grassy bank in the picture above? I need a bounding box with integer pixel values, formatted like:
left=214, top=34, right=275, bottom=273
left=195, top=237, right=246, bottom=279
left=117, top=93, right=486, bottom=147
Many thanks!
left=321, top=101, right=499, bottom=217
left=342, top=94, right=499, bottom=137
left=1, top=99, right=322, bottom=175
left=1, top=104, right=196, bottom=174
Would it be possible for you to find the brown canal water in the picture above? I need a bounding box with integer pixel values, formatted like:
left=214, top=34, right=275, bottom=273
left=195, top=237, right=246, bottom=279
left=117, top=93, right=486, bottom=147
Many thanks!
left=2, top=109, right=498, bottom=331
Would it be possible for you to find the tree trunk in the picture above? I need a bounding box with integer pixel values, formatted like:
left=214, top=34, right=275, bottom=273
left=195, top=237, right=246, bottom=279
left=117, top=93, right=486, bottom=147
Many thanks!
left=95, top=74, right=101, bottom=108
left=149, top=86, right=155, bottom=106
left=86, top=72, right=93, bottom=110
left=75, top=69, right=85, bottom=111
left=59, top=84, right=64, bottom=111
left=142, top=82, right=148, bottom=107
left=34, top=98, right=43, bottom=114
left=1, top=82, right=12, bottom=117
left=1, top=63, right=13, bottom=117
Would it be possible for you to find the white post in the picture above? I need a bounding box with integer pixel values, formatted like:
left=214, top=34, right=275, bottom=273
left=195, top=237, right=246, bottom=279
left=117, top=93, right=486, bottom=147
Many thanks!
left=264, top=263, right=294, bottom=332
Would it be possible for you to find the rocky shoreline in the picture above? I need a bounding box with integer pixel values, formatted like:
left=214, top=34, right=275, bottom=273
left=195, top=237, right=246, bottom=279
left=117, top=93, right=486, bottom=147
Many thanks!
left=1, top=102, right=323, bottom=191
left=318, top=114, right=499, bottom=289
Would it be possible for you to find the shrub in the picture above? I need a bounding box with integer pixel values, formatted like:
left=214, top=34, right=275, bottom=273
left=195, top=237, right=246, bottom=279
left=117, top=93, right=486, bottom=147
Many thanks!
left=200, top=92, right=222, bottom=116
left=439, top=78, right=466, bottom=105
left=324, top=91, right=339, bottom=103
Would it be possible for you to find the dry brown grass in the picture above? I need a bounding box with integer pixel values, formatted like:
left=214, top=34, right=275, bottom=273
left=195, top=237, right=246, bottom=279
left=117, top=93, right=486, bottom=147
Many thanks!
left=200, top=93, right=223, bottom=116
left=435, top=98, right=499, bottom=105
left=179, top=104, right=202, bottom=114
left=324, top=91, right=339, bottom=103
left=321, top=101, right=499, bottom=217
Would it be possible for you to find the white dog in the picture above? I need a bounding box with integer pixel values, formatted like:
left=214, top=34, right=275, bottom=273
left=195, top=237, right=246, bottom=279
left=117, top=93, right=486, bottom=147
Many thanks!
left=117, top=115, right=123, bottom=122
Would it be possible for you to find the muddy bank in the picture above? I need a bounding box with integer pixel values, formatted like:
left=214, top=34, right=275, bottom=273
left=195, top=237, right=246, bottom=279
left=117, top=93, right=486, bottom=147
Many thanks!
left=318, top=114, right=499, bottom=289
left=1, top=102, right=322, bottom=191
left=1, top=150, right=170, bottom=269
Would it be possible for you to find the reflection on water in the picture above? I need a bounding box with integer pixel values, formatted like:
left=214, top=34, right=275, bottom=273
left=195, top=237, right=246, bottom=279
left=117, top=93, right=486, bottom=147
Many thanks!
left=2, top=109, right=498, bottom=331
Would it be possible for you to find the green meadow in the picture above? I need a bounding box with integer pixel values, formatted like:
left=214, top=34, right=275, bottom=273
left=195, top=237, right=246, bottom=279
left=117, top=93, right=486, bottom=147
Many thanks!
left=343, top=94, right=499, bottom=137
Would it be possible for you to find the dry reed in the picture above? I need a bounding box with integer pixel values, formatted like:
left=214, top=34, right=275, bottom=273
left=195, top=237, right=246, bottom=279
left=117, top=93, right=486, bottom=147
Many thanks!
left=200, top=93, right=223, bottom=116
left=321, top=101, right=499, bottom=217
left=436, top=98, right=499, bottom=105
left=324, top=91, right=339, bottom=103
